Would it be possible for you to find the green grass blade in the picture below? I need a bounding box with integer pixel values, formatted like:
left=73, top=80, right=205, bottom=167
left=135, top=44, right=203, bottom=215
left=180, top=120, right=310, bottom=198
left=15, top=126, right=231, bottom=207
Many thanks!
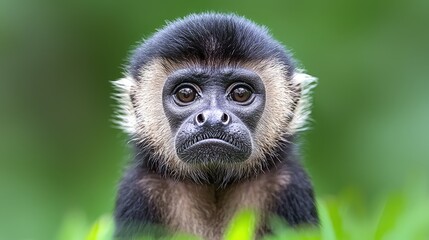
left=85, top=214, right=114, bottom=240
left=224, top=209, right=257, bottom=240
left=317, top=199, right=336, bottom=240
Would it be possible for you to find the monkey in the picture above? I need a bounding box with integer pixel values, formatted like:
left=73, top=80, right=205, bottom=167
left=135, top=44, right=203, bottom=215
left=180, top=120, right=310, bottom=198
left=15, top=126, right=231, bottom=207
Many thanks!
left=113, top=13, right=318, bottom=240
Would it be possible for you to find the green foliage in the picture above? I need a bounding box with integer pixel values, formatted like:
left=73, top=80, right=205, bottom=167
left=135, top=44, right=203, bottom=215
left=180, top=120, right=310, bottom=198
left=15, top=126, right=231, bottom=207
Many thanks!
left=265, top=187, right=429, bottom=240
left=57, top=187, right=429, bottom=240
left=85, top=215, right=114, bottom=240
left=224, top=209, right=257, bottom=240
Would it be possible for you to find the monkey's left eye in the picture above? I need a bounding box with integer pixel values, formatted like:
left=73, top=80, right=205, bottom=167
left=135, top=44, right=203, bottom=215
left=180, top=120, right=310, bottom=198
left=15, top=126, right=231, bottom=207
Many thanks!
left=229, top=85, right=254, bottom=103
left=174, top=86, right=198, bottom=105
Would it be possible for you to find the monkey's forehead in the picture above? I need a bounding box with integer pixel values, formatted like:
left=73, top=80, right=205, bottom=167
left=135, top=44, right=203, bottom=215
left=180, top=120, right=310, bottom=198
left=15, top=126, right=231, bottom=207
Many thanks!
left=128, top=13, right=296, bottom=79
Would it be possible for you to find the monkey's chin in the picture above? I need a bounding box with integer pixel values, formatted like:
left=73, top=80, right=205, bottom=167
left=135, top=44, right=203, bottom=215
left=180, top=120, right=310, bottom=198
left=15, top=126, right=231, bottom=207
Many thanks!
left=177, top=139, right=251, bottom=164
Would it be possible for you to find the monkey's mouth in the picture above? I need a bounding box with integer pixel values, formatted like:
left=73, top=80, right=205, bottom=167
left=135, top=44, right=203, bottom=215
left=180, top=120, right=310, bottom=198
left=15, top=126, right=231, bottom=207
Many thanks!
left=176, top=131, right=251, bottom=164
left=179, top=132, right=243, bottom=152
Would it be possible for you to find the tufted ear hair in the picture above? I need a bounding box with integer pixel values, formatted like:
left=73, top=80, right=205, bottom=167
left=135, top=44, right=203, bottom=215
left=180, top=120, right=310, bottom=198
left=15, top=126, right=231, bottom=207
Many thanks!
left=112, top=76, right=138, bottom=135
left=288, top=69, right=317, bottom=134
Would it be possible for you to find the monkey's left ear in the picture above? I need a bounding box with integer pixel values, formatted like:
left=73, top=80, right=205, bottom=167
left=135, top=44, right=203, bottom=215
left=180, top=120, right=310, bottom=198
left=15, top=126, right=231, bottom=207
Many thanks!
left=112, top=76, right=138, bottom=135
left=288, top=70, right=317, bottom=134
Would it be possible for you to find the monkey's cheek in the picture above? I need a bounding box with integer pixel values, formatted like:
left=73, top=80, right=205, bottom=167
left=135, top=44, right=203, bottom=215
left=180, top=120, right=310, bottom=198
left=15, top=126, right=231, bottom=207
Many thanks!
left=176, top=139, right=251, bottom=164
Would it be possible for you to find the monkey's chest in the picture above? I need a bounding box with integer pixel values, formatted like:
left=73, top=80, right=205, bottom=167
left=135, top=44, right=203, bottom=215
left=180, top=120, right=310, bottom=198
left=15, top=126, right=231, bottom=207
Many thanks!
left=165, top=200, right=233, bottom=240
left=159, top=181, right=272, bottom=240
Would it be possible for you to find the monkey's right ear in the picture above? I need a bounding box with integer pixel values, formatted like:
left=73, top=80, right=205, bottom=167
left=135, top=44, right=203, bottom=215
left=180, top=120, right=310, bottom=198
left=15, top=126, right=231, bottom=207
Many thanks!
left=288, top=69, right=318, bottom=134
left=112, top=76, right=138, bottom=135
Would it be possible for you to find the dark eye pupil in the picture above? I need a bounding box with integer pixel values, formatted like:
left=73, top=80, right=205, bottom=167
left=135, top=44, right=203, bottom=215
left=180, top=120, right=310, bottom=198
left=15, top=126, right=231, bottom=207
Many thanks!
left=176, top=87, right=196, bottom=103
left=232, top=87, right=252, bottom=102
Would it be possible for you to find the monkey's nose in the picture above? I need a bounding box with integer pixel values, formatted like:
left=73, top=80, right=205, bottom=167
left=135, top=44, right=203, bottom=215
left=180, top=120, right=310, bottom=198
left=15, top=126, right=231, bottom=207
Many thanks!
left=195, top=110, right=230, bottom=127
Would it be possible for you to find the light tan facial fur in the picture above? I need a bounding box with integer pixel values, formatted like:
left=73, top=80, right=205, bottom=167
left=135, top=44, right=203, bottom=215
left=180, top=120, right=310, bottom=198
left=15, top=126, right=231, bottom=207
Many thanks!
left=112, top=58, right=316, bottom=179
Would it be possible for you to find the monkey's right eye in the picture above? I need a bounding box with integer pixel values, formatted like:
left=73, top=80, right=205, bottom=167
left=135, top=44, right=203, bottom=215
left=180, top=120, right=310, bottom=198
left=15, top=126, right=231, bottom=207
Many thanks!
left=174, top=86, right=197, bottom=105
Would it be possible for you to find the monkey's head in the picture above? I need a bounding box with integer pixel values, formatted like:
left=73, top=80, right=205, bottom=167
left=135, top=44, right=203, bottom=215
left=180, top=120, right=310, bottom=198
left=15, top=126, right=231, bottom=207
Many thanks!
left=114, top=13, right=315, bottom=185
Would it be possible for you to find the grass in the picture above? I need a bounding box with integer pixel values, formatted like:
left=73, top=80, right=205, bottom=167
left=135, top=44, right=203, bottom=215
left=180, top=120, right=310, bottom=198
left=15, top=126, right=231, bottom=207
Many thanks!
left=57, top=185, right=429, bottom=240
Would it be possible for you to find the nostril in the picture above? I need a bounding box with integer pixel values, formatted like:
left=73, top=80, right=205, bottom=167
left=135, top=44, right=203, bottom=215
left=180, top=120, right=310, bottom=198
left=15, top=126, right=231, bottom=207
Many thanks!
left=221, top=113, right=230, bottom=124
left=196, top=113, right=205, bottom=125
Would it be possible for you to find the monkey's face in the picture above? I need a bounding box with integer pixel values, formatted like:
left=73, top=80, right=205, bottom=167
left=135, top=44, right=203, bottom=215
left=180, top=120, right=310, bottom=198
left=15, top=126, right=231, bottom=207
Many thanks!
left=114, top=58, right=315, bottom=183
left=162, top=68, right=265, bottom=164
left=114, top=13, right=316, bottom=183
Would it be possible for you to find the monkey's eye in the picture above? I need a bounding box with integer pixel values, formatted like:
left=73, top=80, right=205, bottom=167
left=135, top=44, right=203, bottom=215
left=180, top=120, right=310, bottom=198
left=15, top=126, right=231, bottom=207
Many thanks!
left=230, top=85, right=253, bottom=103
left=174, top=86, right=198, bottom=105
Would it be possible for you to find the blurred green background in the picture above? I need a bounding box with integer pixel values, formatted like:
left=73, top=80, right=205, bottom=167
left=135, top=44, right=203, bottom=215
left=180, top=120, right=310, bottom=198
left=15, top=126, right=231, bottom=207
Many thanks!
left=1, top=0, right=428, bottom=239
